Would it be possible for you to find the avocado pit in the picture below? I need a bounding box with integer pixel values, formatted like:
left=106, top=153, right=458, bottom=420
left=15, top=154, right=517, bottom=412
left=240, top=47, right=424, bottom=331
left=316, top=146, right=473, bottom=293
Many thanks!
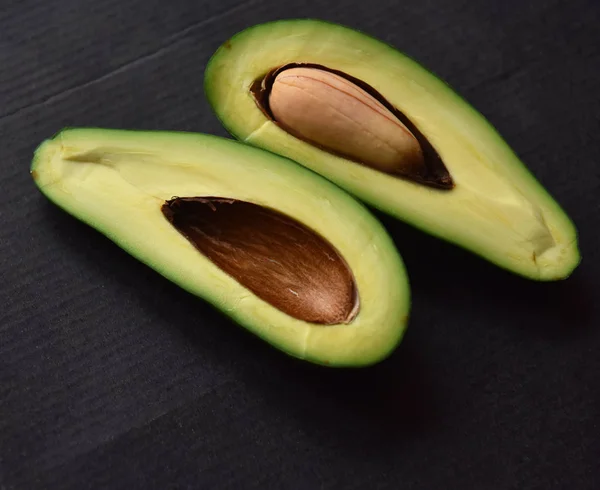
left=162, top=197, right=360, bottom=325
left=250, top=63, right=454, bottom=190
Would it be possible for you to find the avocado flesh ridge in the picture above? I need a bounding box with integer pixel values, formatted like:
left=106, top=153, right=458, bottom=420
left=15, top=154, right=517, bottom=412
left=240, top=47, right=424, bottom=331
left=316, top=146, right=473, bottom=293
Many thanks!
left=205, top=20, right=579, bottom=280
left=32, top=128, right=410, bottom=367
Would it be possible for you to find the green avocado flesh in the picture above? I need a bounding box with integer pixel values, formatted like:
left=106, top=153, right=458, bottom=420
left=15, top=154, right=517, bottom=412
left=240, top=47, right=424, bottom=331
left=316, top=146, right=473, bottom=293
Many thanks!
left=204, top=19, right=580, bottom=281
left=31, top=128, right=410, bottom=367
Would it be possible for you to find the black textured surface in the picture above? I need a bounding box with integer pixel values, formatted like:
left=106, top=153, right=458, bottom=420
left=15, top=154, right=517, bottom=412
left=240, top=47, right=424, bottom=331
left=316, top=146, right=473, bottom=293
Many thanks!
left=1, top=0, right=599, bottom=488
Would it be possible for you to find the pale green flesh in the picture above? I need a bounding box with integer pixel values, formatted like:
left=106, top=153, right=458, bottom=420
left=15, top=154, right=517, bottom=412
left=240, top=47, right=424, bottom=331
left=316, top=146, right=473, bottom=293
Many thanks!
left=205, top=19, right=580, bottom=280
left=31, top=128, right=410, bottom=367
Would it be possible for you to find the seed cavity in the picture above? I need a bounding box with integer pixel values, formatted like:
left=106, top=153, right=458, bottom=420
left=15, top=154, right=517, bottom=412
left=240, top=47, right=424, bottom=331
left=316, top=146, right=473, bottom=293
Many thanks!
left=162, top=197, right=359, bottom=325
left=250, top=63, right=454, bottom=190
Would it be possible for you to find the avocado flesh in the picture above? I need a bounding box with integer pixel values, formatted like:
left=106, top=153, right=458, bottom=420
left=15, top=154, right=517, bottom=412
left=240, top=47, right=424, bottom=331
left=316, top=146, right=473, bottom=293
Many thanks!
left=204, top=19, right=580, bottom=281
left=31, top=128, right=410, bottom=367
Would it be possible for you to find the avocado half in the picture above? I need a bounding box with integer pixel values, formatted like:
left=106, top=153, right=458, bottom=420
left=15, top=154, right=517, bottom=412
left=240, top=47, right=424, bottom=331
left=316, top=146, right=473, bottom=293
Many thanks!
left=31, top=128, right=410, bottom=367
left=204, top=19, right=580, bottom=281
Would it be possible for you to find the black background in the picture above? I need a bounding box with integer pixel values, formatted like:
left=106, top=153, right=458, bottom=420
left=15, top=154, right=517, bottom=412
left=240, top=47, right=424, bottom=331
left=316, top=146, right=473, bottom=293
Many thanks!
left=1, top=1, right=599, bottom=488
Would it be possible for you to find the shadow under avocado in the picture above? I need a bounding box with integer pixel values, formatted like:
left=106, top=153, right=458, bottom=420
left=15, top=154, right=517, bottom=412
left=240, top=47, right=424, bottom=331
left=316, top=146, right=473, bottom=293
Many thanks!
left=373, top=208, right=593, bottom=340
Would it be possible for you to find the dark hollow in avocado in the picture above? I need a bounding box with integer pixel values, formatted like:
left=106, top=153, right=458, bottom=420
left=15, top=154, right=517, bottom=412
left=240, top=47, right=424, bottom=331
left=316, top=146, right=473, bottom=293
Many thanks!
left=162, top=196, right=359, bottom=325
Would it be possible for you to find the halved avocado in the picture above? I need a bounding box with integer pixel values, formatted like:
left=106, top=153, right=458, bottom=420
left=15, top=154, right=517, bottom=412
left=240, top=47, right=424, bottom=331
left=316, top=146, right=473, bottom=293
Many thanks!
left=30, top=128, right=410, bottom=367
left=204, top=19, right=580, bottom=281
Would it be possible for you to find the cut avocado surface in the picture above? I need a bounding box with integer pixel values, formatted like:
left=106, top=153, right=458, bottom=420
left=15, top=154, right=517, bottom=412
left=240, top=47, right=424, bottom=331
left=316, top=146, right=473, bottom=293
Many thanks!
left=204, top=19, right=580, bottom=281
left=31, top=128, right=410, bottom=367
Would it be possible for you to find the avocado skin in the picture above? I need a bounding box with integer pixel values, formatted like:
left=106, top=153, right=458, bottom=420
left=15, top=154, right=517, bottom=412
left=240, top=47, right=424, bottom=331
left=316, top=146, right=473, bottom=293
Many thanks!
left=204, top=19, right=581, bottom=281
left=30, top=128, right=410, bottom=368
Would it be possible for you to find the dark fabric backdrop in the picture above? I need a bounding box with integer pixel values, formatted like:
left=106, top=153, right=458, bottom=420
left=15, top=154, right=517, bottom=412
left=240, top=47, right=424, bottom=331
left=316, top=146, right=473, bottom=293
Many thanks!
left=1, top=0, right=599, bottom=488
